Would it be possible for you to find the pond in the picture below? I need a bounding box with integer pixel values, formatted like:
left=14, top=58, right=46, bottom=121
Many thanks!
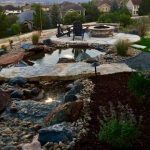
left=30, top=48, right=105, bottom=66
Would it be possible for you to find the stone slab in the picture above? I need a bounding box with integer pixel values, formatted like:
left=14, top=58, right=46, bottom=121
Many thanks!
left=131, top=44, right=146, bottom=49
left=0, top=52, right=25, bottom=66
left=0, top=63, right=134, bottom=81
left=51, top=33, right=140, bottom=46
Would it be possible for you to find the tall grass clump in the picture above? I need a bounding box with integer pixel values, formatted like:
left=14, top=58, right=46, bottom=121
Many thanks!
left=98, top=101, right=142, bottom=149
left=115, top=40, right=130, bottom=56
left=32, top=32, right=40, bottom=45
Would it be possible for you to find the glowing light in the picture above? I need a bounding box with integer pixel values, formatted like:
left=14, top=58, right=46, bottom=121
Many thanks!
left=45, top=97, right=53, bottom=103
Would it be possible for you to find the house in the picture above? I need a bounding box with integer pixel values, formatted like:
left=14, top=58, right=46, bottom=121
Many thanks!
left=4, top=5, right=21, bottom=15
left=60, top=1, right=85, bottom=18
left=97, top=0, right=111, bottom=13
left=17, top=10, right=34, bottom=31
left=126, top=0, right=141, bottom=16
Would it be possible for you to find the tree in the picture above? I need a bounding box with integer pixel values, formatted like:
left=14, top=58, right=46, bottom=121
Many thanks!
left=63, top=10, right=84, bottom=25
left=111, top=0, right=119, bottom=12
left=50, top=4, right=61, bottom=27
left=0, top=9, right=8, bottom=38
left=32, top=4, right=43, bottom=30
left=139, top=0, right=150, bottom=15
left=81, top=1, right=99, bottom=22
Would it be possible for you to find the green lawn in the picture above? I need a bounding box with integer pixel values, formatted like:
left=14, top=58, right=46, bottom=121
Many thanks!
left=135, top=37, right=150, bottom=52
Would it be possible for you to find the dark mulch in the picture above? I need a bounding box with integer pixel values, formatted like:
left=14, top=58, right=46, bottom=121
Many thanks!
left=73, top=72, right=150, bottom=150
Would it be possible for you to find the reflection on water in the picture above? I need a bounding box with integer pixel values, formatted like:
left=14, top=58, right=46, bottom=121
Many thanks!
left=30, top=48, right=105, bottom=66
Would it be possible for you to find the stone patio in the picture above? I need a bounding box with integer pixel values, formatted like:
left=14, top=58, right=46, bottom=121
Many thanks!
left=0, top=63, right=134, bottom=81
left=50, top=33, right=140, bottom=46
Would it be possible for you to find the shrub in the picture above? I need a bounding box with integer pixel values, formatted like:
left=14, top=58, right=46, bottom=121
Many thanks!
left=11, top=23, right=21, bottom=35
left=98, top=101, right=141, bottom=149
left=115, top=40, right=130, bottom=56
left=32, top=33, right=40, bottom=45
left=63, top=10, right=84, bottom=25
left=128, top=73, right=150, bottom=102
left=136, top=18, right=149, bottom=37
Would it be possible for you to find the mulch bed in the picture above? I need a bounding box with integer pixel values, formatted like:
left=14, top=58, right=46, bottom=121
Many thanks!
left=74, top=72, right=150, bottom=150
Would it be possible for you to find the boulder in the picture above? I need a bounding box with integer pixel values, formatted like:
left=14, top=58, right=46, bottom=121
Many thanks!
left=0, top=90, right=10, bottom=112
left=45, top=100, right=83, bottom=125
left=38, top=122, right=73, bottom=145
left=8, top=77, right=27, bottom=87
left=57, top=58, right=75, bottom=63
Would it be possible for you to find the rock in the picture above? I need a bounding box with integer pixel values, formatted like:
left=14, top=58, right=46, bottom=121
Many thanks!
left=3, top=128, right=13, bottom=134
left=8, top=77, right=27, bottom=87
left=65, top=84, right=74, bottom=91
left=2, top=145, right=16, bottom=150
left=76, top=52, right=91, bottom=61
left=33, top=124, right=42, bottom=131
left=86, top=58, right=98, bottom=64
left=22, top=139, right=41, bottom=150
left=0, top=52, right=25, bottom=67
left=10, top=90, right=23, bottom=99
left=0, top=90, right=10, bottom=112
left=45, top=100, right=83, bottom=125
left=31, top=88, right=40, bottom=96
left=10, top=103, right=18, bottom=113
left=33, top=90, right=45, bottom=101
left=23, top=89, right=32, bottom=99
left=57, top=58, right=75, bottom=63
left=64, top=94, right=77, bottom=103
left=38, top=122, right=73, bottom=145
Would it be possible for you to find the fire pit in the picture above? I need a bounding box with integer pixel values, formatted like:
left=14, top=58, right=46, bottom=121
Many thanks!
left=89, top=25, right=115, bottom=37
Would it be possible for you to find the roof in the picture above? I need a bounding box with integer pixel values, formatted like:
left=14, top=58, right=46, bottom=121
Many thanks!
left=131, top=0, right=141, bottom=5
left=17, top=10, right=34, bottom=23
left=98, top=0, right=111, bottom=6
left=60, top=1, right=85, bottom=12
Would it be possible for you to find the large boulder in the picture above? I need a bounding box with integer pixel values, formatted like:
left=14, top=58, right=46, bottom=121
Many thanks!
left=38, top=122, right=73, bottom=145
left=0, top=90, right=10, bottom=112
left=45, top=100, right=83, bottom=125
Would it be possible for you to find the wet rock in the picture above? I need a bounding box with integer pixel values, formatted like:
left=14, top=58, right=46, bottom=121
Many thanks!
left=57, top=58, right=75, bottom=63
left=8, top=77, right=27, bottom=87
left=45, top=100, right=83, bottom=125
left=0, top=90, right=10, bottom=112
left=38, top=122, right=73, bottom=145
left=64, top=94, right=77, bottom=103
left=10, top=90, right=23, bottom=99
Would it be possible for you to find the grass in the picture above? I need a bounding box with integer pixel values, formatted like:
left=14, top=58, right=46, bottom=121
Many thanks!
left=135, top=37, right=150, bottom=52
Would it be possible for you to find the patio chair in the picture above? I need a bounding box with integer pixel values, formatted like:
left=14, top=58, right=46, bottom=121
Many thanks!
left=56, top=24, right=71, bottom=38
left=73, top=21, right=85, bottom=41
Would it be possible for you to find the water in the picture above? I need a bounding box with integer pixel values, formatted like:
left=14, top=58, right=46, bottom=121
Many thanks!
left=30, top=48, right=105, bottom=66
